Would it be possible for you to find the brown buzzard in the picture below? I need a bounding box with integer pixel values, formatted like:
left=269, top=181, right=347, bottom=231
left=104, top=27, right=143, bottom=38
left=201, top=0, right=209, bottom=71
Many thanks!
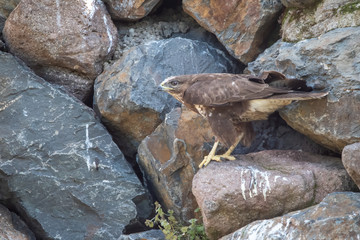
left=160, top=71, right=327, bottom=168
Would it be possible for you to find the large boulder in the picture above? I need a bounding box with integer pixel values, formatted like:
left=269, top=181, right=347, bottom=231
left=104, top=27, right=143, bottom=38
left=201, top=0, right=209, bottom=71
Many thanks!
left=183, top=0, right=283, bottom=64
left=102, top=0, right=161, bottom=21
left=0, top=52, right=152, bottom=239
left=2, top=0, right=117, bottom=102
left=247, top=27, right=360, bottom=153
left=282, top=0, right=360, bottom=42
left=94, top=37, right=240, bottom=158
left=192, top=150, right=356, bottom=239
left=342, top=142, right=360, bottom=189
left=220, top=192, right=360, bottom=240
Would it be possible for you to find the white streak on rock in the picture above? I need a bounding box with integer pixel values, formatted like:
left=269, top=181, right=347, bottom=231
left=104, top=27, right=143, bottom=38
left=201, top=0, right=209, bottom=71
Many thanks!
left=103, top=15, right=113, bottom=54
left=56, top=0, right=61, bottom=27
left=240, top=170, right=247, bottom=200
left=85, top=124, right=93, bottom=171
left=0, top=95, right=22, bottom=112
left=83, top=0, right=96, bottom=19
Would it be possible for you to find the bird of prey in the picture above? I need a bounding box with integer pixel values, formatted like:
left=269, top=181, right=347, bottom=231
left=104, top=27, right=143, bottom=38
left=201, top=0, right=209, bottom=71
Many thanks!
left=160, top=71, right=327, bottom=168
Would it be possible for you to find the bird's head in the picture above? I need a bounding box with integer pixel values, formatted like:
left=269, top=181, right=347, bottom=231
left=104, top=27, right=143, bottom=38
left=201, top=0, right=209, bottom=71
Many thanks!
left=159, top=75, right=193, bottom=96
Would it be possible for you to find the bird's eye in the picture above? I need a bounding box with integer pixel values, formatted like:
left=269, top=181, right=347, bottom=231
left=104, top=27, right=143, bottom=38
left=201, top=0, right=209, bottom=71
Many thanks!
left=170, top=80, right=178, bottom=86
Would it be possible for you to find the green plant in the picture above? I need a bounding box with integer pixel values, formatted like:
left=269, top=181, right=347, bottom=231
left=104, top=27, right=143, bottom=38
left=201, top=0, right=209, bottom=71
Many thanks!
left=145, top=202, right=209, bottom=240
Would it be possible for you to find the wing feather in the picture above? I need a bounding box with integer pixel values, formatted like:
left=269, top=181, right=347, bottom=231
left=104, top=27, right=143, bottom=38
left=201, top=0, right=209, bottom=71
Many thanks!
left=182, top=73, right=292, bottom=106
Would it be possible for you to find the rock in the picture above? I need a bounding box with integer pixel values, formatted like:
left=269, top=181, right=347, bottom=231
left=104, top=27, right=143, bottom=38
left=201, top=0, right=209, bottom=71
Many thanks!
left=0, top=52, right=152, bottom=239
left=280, top=0, right=317, bottom=8
left=220, top=192, right=360, bottom=240
left=246, top=27, right=360, bottom=153
left=183, top=0, right=283, bottom=64
left=2, top=0, right=117, bottom=102
left=282, top=0, right=360, bottom=42
left=118, top=229, right=165, bottom=240
left=0, top=204, right=36, bottom=240
left=94, top=37, right=240, bottom=158
left=342, top=142, right=360, bottom=189
left=192, top=150, right=356, bottom=239
left=102, top=0, right=161, bottom=21
left=137, top=106, right=215, bottom=222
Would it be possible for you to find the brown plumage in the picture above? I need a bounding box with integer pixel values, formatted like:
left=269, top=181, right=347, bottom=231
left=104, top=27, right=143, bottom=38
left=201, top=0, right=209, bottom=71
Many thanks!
left=160, top=71, right=328, bottom=167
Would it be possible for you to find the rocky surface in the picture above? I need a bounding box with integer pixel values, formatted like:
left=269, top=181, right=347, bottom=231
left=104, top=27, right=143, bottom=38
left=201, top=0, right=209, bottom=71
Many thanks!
left=0, top=52, right=152, bottom=239
left=183, top=0, right=283, bottom=64
left=282, top=0, right=360, bottom=42
left=342, top=142, right=360, bottom=189
left=137, top=106, right=215, bottom=222
left=103, top=0, right=160, bottom=21
left=247, top=26, right=360, bottom=153
left=192, top=150, right=356, bottom=239
left=2, top=0, right=117, bottom=102
left=94, top=37, right=240, bottom=158
left=137, top=108, right=332, bottom=222
left=280, top=0, right=317, bottom=8
left=0, top=204, right=35, bottom=240
left=220, top=192, right=360, bottom=240
left=118, top=229, right=165, bottom=240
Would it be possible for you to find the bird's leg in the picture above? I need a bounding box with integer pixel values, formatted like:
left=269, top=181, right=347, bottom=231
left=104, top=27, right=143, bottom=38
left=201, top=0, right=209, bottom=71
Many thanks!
left=211, top=135, right=243, bottom=162
left=199, top=141, right=220, bottom=168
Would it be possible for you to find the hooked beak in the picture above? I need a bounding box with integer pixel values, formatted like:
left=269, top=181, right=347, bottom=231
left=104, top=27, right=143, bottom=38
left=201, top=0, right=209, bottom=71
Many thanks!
left=159, top=77, right=174, bottom=91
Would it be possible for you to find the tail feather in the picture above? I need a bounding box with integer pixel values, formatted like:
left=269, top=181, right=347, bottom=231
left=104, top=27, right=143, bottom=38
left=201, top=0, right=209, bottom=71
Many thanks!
left=267, top=91, right=328, bottom=100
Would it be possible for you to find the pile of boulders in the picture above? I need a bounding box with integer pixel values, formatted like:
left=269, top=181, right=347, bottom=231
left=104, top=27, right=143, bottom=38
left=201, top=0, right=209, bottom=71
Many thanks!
left=0, top=0, right=359, bottom=239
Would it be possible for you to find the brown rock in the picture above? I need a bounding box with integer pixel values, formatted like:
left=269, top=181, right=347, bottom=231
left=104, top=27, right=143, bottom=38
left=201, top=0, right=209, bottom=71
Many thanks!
left=282, top=0, right=360, bottom=42
left=192, top=150, right=356, bottom=239
left=0, top=204, right=35, bottom=240
left=102, top=0, right=161, bottom=21
left=137, top=106, right=215, bottom=222
left=342, top=142, right=360, bottom=189
left=220, top=192, right=360, bottom=240
left=183, top=0, right=283, bottom=64
left=3, top=0, right=117, bottom=102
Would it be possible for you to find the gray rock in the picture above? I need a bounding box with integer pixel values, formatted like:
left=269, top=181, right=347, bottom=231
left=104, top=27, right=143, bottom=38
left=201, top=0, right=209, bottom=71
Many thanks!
left=118, top=229, right=165, bottom=240
left=0, top=0, right=20, bottom=18
left=0, top=51, right=152, bottom=239
left=246, top=27, right=360, bottom=153
left=220, top=192, right=360, bottom=240
left=94, top=37, right=241, bottom=157
left=280, top=0, right=318, bottom=8
left=342, top=142, right=360, bottom=189
left=192, top=150, right=357, bottom=239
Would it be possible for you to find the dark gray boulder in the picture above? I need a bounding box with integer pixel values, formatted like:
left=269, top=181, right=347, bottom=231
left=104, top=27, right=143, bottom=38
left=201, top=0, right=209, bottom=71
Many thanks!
left=0, top=51, right=152, bottom=239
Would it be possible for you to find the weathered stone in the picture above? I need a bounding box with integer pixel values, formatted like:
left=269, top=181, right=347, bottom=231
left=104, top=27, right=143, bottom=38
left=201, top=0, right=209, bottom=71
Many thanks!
left=94, top=37, right=240, bottom=158
left=247, top=27, right=360, bottom=153
left=103, top=0, right=161, bottom=21
left=282, top=0, right=360, bottom=42
left=280, top=0, right=318, bottom=8
left=137, top=106, right=215, bottom=222
left=0, top=52, right=152, bottom=239
left=3, top=0, right=117, bottom=102
left=0, top=204, right=35, bottom=240
left=118, top=229, right=165, bottom=240
left=342, top=142, right=360, bottom=189
left=220, top=192, right=360, bottom=240
left=192, top=150, right=356, bottom=239
left=183, top=0, right=283, bottom=64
